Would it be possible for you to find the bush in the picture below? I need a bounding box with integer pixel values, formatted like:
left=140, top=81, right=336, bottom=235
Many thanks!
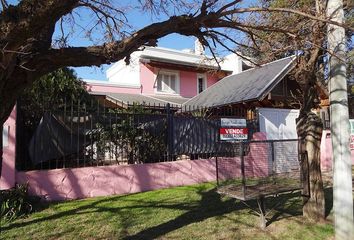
left=0, top=184, right=33, bottom=222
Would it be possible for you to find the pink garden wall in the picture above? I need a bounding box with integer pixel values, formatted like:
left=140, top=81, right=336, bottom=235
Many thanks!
left=2, top=114, right=353, bottom=201
left=16, top=159, right=216, bottom=201
left=320, top=130, right=354, bottom=171
left=0, top=107, right=16, bottom=190
left=14, top=133, right=270, bottom=201
left=217, top=133, right=269, bottom=181
left=16, top=153, right=271, bottom=201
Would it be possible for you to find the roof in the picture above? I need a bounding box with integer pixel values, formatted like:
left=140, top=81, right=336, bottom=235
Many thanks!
left=183, top=56, right=296, bottom=108
left=90, top=92, right=190, bottom=108
left=139, top=46, right=221, bottom=70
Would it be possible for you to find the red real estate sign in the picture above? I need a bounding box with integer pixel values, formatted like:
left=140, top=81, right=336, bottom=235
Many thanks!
left=350, top=135, right=354, bottom=150
left=220, top=128, right=248, bottom=140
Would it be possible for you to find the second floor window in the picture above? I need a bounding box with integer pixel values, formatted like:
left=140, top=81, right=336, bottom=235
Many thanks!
left=197, top=74, right=206, bottom=94
left=156, top=71, right=179, bottom=94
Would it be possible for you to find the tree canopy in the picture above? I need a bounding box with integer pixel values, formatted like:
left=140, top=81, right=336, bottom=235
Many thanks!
left=18, top=68, right=90, bottom=130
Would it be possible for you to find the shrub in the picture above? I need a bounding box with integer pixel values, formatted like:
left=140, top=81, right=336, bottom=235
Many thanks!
left=0, top=184, right=33, bottom=222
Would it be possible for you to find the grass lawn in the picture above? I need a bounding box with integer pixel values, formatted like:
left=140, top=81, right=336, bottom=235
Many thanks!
left=0, top=183, right=334, bottom=240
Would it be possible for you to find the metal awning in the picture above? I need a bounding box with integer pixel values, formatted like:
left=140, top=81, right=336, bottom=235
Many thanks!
left=90, top=92, right=191, bottom=108
left=183, top=56, right=296, bottom=108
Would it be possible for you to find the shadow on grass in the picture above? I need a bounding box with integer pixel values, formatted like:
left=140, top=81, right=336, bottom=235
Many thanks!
left=265, top=191, right=303, bottom=226
left=1, top=185, right=318, bottom=239
left=123, top=187, right=244, bottom=240
left=123, top=189, right=305, bottom=240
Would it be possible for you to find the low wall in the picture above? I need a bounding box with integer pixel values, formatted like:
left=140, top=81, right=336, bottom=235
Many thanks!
left=0, top=107, right=16, bottom=190
left=11, top=131, right=353, bottom=201
left=16, top=133, right=271, bottom=201
left=320, top=130, right=354, bottom=171
left=16, top=159, right=216, bottom=201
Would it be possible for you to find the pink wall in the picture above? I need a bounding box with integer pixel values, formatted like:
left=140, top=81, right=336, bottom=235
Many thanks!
left=8, top=128, right=352, bottom=201
left=86, top=64, right=221, bottom=98
left=15, top=133, right=270, bottom=201
left=16, top=159, right=216, bottom=201
left=0, top=106, right=16, bottom=190
left=246, top=132, right=269, bottom=177
left=180, top=71, right=197, bottom=97
left=140, top=63, right=221, bottom=97
left=320, top=130, right=354, bottom=171
left=140, top=63, right=156, bottom=94
left=86, top=82, right=141, bottom=94
left=207, top=73, right=219, bottom=88
left=217, top=133, right=269, bottom=181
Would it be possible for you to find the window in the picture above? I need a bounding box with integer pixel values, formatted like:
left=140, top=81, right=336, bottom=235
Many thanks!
left=197, top=74, right=206, bottom=94
left=156, top=71, right=179, bottom=94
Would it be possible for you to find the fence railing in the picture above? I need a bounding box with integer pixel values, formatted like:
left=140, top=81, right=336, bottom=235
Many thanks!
left=16, top=100, right=258, bottom=171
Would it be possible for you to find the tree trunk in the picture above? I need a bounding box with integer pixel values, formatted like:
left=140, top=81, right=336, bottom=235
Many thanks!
left=297, top=112, right=325, bottom=220
left=295, top=54, right=326, bottom=221
left=327, top=0, right=354, bottom=239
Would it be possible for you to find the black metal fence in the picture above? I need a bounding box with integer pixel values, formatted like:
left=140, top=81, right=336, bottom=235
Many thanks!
left=16, top=100, right=258, bottom=171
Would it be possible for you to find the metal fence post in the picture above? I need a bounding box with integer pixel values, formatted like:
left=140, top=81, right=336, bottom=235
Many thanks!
left=166, top=103, right=174, bottom=161
left=271, top=141, right=275, bottom=182
left=240, top=141, right=246, bottom=198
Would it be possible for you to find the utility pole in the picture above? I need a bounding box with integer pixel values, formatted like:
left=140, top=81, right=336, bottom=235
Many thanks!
left=327, top=0, right=354, bottom=239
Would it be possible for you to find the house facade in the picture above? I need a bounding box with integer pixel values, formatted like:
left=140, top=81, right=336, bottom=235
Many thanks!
left=1, top=43, right=353, bottom=202
left=85, top=41, right=251, bottom=107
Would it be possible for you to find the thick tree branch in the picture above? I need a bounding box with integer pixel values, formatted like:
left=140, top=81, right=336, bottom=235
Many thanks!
left=38, top=10, right=298, bottom=72
left=0, top=0, right=79, bottom=45
left=1, top=0, right=8, bottom=10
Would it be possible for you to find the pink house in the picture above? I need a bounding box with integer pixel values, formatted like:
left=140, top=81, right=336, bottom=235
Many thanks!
left=85, top=41, right=251, bottom=107
left=1, top=43, right=353, bottom=201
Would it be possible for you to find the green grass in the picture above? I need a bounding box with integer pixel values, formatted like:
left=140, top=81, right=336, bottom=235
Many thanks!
left=0, top=183, right=334, bottom=240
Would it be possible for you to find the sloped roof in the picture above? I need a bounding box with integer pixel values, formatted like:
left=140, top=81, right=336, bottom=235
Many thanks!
left=183, top=56, right=296, bottom=108
left=147, top=95, right=191, bottom=105
left=139, top=46, right=220, bottom=70
left=90, top=92, right=190, bottom=108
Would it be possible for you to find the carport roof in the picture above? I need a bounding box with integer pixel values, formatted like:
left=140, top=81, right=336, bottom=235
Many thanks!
left=90, top=92, right=190, bottom=108
left=183, top=56, right=296, bottom=108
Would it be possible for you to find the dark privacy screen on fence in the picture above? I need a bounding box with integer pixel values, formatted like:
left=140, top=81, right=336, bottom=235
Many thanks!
left=16, top=101, right=257, bottom=171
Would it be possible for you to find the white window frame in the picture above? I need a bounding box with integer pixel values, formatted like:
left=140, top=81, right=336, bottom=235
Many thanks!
left=197, top=73, right=207, bottom=94
left=155, top=70, right=180, bottom=95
